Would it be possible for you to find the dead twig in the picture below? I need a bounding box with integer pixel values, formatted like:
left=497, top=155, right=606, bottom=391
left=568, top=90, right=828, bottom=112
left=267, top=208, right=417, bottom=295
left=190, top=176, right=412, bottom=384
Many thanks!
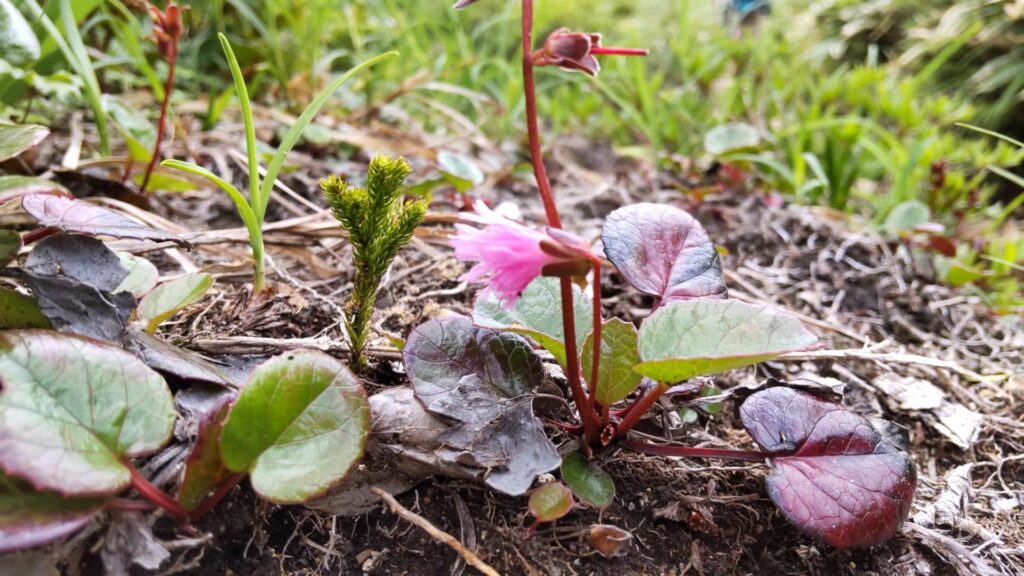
left=370, top=487, right=501, bottom=576
left=777, top=349, right=1008, bottom=383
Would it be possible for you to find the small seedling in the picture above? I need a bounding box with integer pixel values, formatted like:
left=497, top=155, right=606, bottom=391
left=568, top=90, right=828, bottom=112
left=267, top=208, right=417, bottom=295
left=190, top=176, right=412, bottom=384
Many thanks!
left=322, top=155, right=427, bottom=368
left=164, top=34, right=396, bottom=293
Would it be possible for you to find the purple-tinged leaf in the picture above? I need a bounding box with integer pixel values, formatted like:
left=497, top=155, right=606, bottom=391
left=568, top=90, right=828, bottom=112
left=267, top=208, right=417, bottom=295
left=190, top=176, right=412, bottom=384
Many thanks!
left=739, top=387, right=917, bottom=548
left=124, top=327, right=234, bottom=387
left=21, top=234, right=133, bottom=341
left=21, top=194, right=187, bottom=245
left=177, top=398, right=232, bottom=512
left=0, top=473, right=103, bottom=553
left=589, top=524, right=633, bottom=558
left=0, top=124, right=47, bottom=162
left=529, top=482, right=573, bottom=523
left=0, top=331, right=175, bottom=496
left=404, top=315, right=559, bottom=495
left=453, top=0, right=481, bottom=8
left=601, top=203, right=727, bottom=304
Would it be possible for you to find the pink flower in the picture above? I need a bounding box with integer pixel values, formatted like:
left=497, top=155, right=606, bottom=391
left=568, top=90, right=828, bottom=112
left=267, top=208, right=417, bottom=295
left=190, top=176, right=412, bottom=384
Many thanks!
left=451, top=201, right=594, bottom=307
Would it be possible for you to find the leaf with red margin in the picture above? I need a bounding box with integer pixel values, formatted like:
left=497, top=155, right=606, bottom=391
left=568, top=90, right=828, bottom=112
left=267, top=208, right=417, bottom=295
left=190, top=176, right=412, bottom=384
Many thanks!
left=21, top=194, right=188, bottom=246
left=177, top=397, right=232, bottom=512
left=739, top=387, right=917, bottom=548
left=601, top=203, right=727, bottom=304
left=0, top=472, right=102, bottom=553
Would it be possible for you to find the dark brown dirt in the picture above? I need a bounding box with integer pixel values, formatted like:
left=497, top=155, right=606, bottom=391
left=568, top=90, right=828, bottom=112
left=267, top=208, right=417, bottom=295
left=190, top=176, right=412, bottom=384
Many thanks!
left=13, top=121, right=1022, bottom=576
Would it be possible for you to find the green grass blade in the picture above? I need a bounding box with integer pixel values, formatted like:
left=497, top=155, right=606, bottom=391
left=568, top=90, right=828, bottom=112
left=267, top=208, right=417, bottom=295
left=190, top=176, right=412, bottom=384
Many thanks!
left=256, top=51, right=399, bottom=222
left=956, top=123, right=1024, bottom=150
left=58, top=0, right=109, bottom=156
left=217, top=33, right=260, bottom=214
left=161, top=160, right=260, bottom=236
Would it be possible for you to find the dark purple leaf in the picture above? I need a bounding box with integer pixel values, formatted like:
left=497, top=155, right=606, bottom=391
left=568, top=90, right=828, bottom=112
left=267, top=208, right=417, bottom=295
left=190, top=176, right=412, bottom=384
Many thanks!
left=123, top=327, right=234, bottom=387
left=739, top=387, right=917, bottom=548
left=25, top=234, right=128, bottom=292
left=22, top=234, right=133, bottom=341
left=177, top=398, right=232, bottom=512
left=601, top=203, right=726, bottom=304
left=0, top=473, right=102, bottom=553
left=404, top=315, right=559, bottom=495
left=21, top=194, right=187, bottom=246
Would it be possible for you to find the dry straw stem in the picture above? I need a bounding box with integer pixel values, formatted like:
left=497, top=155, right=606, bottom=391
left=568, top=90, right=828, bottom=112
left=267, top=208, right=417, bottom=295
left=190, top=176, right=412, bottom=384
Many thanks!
left=369, top=487, right=501, bottom=576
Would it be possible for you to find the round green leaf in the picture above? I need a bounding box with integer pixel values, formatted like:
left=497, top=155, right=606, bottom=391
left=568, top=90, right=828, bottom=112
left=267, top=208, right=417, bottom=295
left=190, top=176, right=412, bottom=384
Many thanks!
left=0, top=472, right=103, bottom=553
left=219, top=351, right=370, bottom=504
left=529, top=482, right=573, bottom=523
left=114, top=252, right=159, bottom=298
left=438, top=150, right=484, bottom=189
left=636, top=300, right=818, bottom=384
left=0, top=288, right=49, bottom=329
left=883, top=200, right=931, bottom=237
left=704, top=122, right=760, bottom=156
left=473, top=277, right=593, bottom=366
left=561, top=453, right=615, bottom=509
left=0, top=124, right=48, bottom=163
left=0, top=331, right=175, bottom=496
left=582, top=318, right=641, bottom=405
left=137, top=273, right=213, bottom=333
left=699, top=384, right=724, bottom=414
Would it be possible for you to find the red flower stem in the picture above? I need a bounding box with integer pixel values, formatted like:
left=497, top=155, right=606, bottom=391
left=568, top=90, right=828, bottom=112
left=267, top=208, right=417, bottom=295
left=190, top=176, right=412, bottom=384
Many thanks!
left=521, top=0, right=561, bottom=229
left=613, top=383, right=666, bottom=438
left=590, top=47, right=649, bottom=57
left=140, top=37, right=178, bottom=193
left=129, top=465, right=188, bottom=522
left=559, top=276, right=598, bottom=447
left=521, top=0, right=600, bottom=446
left=21, top=226, right=59, bottom=245
left=187, top=472, right=246, bottom=520
left=620, top=438, right=767, bottom=462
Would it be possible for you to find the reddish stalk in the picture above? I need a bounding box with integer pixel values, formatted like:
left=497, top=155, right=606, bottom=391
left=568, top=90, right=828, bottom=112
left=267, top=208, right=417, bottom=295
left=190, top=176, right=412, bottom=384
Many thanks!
left=187, top=473, right=246, bottom=520
left=620, top=438, right=768, bottom=462
left=129, top=465, right=188, bottom=522
left=521, top=0, right=561, bottom=229
left=21, top=226, right=59, bottom=245
left=139, top=39, right=177, bottom=193
left=590, top=46, right=649, bottom=57
left=586, top=259, right=602, bottom=426
left=613, top=383, right=665, bottom=438
left=521, top=0, right=600, bottom=447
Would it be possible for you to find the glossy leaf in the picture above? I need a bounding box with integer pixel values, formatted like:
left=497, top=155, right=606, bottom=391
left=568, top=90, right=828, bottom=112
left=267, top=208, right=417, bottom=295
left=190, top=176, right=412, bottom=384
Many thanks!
left=636, top=300, right=818, bottom=383
left=137, top=273, right=213, bottom=333
left=0, top=124, right=48, bottom=162
left=0, top=229, right=20, bottom=267
left=529, top=482, right=573, bottom=523
left=21, top=194, right=187, bottom=245
left=0, top=288, right=49, bottom=329
left=0, top=331, right=175, bottom=496
left=178, top=398, right=232, bottom=512
left=582, top=318, right=641, bottom=405
left=404, top=315, right=559, bottom=495
left=601, top=203, right=727, bottom=304
left=704, top=122, right=760, bottom=156
left=561, top=452, right=615, bottom=508
left=740, top=387, right=917, bottom=548
left=0, top=473, right=103, bottom=553
left=473, top=276, right=593, bottom=366
left=114, top=252, right=159, bottom=298
left=220, top=351, right=369, bottom=504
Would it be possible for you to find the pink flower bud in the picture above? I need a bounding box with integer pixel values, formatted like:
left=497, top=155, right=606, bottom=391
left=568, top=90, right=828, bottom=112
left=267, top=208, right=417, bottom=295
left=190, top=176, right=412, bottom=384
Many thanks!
left=532, top=28, right=648, bottom=77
